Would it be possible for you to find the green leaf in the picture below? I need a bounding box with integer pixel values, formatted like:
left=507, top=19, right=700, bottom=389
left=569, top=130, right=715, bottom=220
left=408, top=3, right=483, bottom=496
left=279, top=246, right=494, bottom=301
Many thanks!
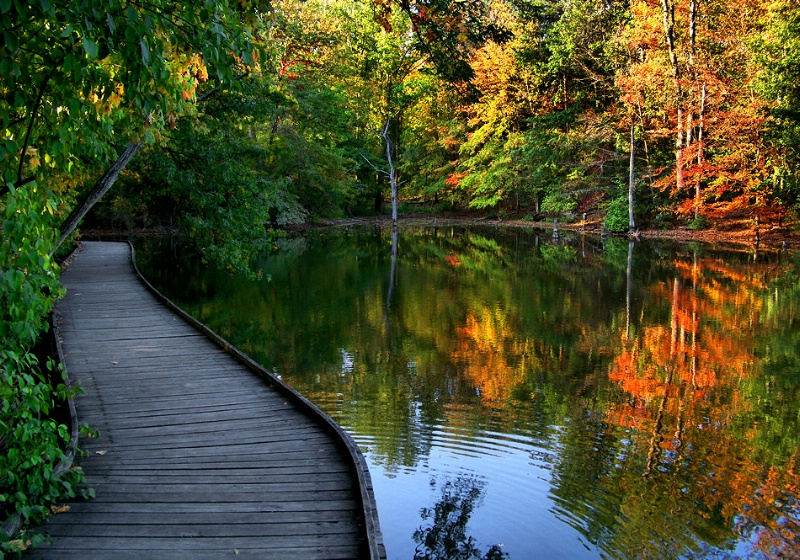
left=106, top=12, right=116, bottom=34
left=0, top=0, right=10, bottom=14
left=63, top=53, right=76, bottom=74
left=82, top=37, right=99, bottom=59
left=4, top=30, right=18, bottom=52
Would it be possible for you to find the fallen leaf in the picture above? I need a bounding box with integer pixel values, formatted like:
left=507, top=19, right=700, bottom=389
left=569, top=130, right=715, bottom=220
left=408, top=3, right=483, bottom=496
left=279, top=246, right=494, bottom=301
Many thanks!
left=7, top=538, right=31, bottom=552
left=111, top=361, right=118, bottom=365
left=95, top=450, right=107, bottom=455
left=50, top=504, right=70, bottom=514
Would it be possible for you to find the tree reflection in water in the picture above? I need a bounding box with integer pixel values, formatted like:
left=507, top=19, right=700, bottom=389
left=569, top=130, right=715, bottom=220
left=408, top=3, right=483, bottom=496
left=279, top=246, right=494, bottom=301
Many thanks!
left=136, top=229, right=800, bottom=558
left=413, top=476, right=508, bottom=560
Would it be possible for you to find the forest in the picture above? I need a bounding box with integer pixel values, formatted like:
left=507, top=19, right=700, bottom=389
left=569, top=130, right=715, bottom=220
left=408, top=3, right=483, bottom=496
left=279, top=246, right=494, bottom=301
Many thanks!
left=2, top=0, right=800, bottom=553
left=94, top=0, right=800, bottom=248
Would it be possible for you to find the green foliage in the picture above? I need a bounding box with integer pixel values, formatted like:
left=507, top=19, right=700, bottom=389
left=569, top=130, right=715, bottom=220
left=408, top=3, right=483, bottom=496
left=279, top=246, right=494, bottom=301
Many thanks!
left=459, top=133, right=530, bottom=210
left=112, top=86, right=303, bottom=275
left=1, top=0, right=267, bottom=193
left=755, top=2, right=800, bottom=204
left=511, top=112, right=587, bottom=213
left=688, top=215, right=709, bottom=231
left=0, top=351, right=85, bottom=547
left=604, top=196, right=631, bottom=233
left=541, top=192, right=577, bottom=216
left=1, top=183, right=84, bottom=549
left=399, top=75, right=463, bottom=204
left=1, top=184, right=62, bottom=348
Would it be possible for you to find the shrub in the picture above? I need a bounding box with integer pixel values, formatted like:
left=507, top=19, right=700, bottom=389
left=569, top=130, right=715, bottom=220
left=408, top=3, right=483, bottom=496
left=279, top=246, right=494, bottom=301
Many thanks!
left=688, top=215, right=709, bottom=230
left=604, top=197, right=632, bottom=233
left=1, top=184, right=87, bottom=554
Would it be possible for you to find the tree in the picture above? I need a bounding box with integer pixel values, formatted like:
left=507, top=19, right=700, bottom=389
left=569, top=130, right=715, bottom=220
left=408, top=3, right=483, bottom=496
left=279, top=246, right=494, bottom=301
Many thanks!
left=755, top=0, right=800, bottom=212
left=397, top=72, right=464, bottom=206
left=2, top=0, right=266, bottom=194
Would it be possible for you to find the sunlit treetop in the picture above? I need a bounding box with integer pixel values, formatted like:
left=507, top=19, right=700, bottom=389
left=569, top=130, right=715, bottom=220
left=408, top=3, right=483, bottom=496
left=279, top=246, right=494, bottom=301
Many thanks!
left=1, top=0, right=269, bottom=195
left=374, top=0, right=511, bottom=82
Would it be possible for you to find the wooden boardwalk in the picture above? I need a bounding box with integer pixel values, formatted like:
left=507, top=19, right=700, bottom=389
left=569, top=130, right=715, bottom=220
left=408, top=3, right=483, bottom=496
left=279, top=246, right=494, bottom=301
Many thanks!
left=28, top=242, right=384, bottom=559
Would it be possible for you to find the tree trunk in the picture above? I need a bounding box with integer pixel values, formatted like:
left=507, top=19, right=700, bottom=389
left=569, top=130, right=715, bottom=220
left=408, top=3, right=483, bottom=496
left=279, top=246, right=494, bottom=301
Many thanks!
left=695, top=82, right=706, bottom=220
left=381, top=118, right=398, bottom=226
left=53, top=142, right=143, bottom=254
left=629, top=124, right=636, bottom=232
left=660, top=0, right=686, bottom=192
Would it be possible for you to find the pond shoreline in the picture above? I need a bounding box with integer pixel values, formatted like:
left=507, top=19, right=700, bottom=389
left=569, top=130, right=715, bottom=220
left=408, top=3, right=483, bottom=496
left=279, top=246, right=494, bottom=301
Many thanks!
left=82, top=213, right=800, bottom=249
left=290, top=214, right=800, bottom=248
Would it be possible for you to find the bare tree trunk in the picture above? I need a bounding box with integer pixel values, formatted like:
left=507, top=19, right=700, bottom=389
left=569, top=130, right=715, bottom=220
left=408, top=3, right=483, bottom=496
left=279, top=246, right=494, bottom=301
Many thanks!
left=695, top=82, right=706, bottom=220
left=629, top=124, right=636, bottom=232
left=381, top=118, right=398, bottom=226
left=691, top=250, right=699, bottom=388
left=660, top=0, right=685, bottom=192
left=53, top=142, right=143, bottom=254
left=689, top=0, right=697, bottom=65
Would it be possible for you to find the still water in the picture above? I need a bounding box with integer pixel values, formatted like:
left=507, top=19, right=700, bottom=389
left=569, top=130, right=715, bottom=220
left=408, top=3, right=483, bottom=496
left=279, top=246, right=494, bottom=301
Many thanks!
left=134, top=225, right=800, bottom=559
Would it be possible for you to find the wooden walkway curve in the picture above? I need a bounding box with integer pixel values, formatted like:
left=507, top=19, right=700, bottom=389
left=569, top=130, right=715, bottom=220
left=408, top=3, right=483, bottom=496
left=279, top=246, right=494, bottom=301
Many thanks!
left=27, top=241, right=384, bottom=559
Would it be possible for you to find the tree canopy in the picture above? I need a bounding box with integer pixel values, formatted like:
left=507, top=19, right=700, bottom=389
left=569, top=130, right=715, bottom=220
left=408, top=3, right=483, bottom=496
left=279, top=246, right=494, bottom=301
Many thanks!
left=43, top=0, right=800, bottom=245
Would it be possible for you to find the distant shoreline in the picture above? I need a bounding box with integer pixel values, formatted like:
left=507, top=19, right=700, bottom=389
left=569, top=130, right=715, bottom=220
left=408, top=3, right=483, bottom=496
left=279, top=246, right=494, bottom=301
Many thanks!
left=299, top=214, right=800, bottom=249
left=81, top=213, right=800, bottom=250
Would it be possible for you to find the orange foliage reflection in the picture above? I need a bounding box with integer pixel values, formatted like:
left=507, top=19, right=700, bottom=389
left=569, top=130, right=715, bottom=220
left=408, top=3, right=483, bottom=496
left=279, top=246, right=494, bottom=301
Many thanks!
left=606, top=255, right=799, bottom=557
left=609, top=257, right=769, bottom=416
left=450, top=309, right=529, bottom=402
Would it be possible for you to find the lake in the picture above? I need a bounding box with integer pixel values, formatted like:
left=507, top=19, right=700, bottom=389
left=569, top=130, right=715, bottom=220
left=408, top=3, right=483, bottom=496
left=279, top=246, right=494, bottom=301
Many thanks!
left=133, top=224, right=800, bottom=559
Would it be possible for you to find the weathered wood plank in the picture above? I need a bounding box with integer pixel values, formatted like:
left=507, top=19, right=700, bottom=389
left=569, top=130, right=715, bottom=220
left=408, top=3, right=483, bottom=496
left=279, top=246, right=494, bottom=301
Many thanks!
left=44, top=520, right=362, bottom=538
left=25, top=241, right=384, bottom=560
left=87, top=471, right=353, bottom=485
left=58, top=499, right=359, bottom=514
left=80, top=465, right=352, bottom=478
left=78, top=448, right=344, bottom=466
left=45, top=509, right=358, bottom=525
left=75, top=489, right=358, bottom=504
left=29, top=542, right=362, bottom=560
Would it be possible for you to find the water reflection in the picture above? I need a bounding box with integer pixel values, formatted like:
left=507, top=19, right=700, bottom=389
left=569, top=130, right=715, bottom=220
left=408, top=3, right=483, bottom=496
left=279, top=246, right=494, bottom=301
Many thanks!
left=413, top=476, right=508, bottom=560
left=135, top=226, right=800, bottom=559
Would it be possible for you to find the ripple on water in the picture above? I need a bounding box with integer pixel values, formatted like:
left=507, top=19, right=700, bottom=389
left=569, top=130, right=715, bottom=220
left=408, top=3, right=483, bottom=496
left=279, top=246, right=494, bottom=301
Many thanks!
left=344, top=402, right=604, bottom=559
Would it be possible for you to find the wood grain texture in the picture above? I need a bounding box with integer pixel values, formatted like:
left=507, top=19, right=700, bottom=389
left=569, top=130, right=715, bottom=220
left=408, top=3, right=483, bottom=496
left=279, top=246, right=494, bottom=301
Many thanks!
left=27, top=242, right=385, bottom=559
